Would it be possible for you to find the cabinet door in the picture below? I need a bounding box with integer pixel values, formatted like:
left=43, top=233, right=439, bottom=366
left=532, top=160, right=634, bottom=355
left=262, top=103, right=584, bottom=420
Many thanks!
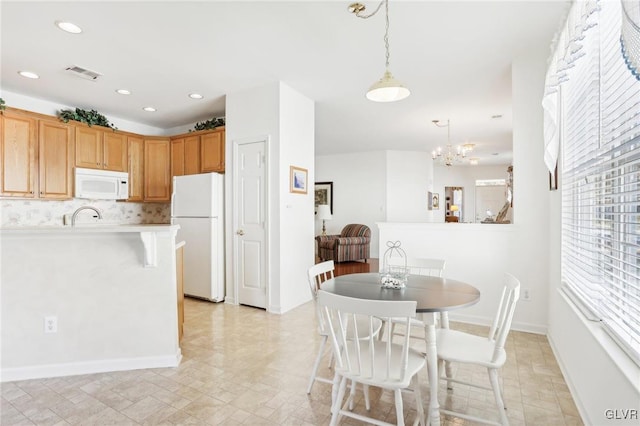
left=103, top=132, right=128, bottom=172
left=144, top=138, right=171, bottom=202
left=75, top=126, right=102, bottom=169
left=184, top=136, right=200, bottom=175
left=200, top=129, right=224, bottom=173
left=171, top=138, right=185, bottom=177
left=0, top=113, right=37, bottom=197
left=128, top=136, right=144, bottom=201
left=39, top=120, right=73, bottom=199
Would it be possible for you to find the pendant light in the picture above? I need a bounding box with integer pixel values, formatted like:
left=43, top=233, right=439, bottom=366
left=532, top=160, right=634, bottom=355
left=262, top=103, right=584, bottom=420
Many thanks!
left=350, top=1, right=410, bottom=102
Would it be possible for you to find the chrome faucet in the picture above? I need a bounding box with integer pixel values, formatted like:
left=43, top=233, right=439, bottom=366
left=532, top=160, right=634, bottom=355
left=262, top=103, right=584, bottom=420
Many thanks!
left=71, top=206, right=103, bottom=226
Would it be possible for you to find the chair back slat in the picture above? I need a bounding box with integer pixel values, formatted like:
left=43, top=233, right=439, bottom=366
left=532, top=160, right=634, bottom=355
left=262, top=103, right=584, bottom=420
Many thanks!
left=307, top=261, right=335, bottom=334
left=318, top=290, right=416, bottom=383
left=489, top=273, right=521, bottom=362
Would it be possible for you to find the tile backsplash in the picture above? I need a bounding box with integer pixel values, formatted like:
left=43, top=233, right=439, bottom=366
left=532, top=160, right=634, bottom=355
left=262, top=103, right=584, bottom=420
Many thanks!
left=1, top=199, right=170, bottom=227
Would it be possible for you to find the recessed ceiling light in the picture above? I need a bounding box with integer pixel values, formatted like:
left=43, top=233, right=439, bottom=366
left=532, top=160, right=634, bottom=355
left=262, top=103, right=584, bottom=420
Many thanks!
left=116, top=89, right=131, bottom=95
left=492, top=153, right=500, bottom=156
left=189, top=93, right=204, bottom=99
left=491, top=114, right=503, bottom=119
left=55, top=21, right=82, bottom=34
left=143, top=107, right=156, bottom=112
left=18, top=71, right=39, bottom=79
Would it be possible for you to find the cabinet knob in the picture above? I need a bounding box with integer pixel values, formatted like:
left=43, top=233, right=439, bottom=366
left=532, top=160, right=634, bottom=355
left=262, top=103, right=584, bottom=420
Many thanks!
left=97, top=162, right=100, bottom=166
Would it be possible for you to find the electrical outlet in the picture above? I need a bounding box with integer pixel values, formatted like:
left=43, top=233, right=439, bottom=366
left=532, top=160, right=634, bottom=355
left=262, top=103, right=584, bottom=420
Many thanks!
left=522, top=288, right=531, bottom=301
left=44, top=316, right=57, bottom=333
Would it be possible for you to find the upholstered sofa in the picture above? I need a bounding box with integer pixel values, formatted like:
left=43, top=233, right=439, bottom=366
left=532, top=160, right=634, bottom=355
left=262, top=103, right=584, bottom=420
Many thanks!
left=316, top=224, right=371, bottom=263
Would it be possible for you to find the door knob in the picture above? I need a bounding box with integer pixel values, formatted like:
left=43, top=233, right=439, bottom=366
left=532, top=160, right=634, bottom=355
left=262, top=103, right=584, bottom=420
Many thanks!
left=236, top=229, right=245, bottom=236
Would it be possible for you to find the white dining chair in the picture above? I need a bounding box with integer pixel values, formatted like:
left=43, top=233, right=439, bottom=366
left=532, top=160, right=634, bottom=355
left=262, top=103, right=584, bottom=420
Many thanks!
left=436, top=272, right=521, bottom=426
left=306, top=261, right=382, bottom=404
left=381, top=258, right=447, bottom=342
left=318, top=290, right=426, bottom=426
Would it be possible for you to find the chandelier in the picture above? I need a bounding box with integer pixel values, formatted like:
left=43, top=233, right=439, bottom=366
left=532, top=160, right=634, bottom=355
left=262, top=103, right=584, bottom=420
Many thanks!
left=431, top=119, right=474, bottom=166
left=349, top=1, right=410, bottom=102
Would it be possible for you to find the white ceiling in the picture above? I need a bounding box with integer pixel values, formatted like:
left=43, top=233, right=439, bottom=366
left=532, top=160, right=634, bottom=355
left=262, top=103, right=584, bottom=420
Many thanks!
left=1, top=1, right=569, bottom=165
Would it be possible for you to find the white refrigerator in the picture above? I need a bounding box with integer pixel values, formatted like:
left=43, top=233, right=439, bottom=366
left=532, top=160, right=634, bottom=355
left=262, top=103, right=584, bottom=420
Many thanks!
left=171, top=173, right=225, bottom=302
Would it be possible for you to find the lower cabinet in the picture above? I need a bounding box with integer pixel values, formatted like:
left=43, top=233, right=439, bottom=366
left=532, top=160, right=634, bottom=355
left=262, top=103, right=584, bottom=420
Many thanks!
left=176, top=242, right=185, bottom=342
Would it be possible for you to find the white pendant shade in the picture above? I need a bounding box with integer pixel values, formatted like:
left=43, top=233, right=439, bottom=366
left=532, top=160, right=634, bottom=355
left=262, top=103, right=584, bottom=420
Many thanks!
left=366, top=70, right=410, bottom=102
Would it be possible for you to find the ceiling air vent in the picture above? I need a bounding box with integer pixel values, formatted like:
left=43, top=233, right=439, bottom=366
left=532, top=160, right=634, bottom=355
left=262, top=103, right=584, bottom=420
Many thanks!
left=65, top=65, right=102, bottom=81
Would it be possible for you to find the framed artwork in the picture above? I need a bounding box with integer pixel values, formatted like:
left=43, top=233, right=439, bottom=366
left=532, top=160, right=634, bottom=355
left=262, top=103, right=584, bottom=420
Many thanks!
left=290, top=166, right=308, bottom=194
left=315, top=181, right=333, bottom=214
left=428, top=192, right=439, bottom=210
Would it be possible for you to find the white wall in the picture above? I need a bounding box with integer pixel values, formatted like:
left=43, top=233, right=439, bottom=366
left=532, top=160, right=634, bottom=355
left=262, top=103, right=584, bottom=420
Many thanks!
left=315, top=151, right=386, bottom=257
left=1, top=228, right=180, bottom=381
left=1, top=90, right=166, bottom=136
left=386, top=151, right=434, bottom=223
left=225, top=82, right=314, bottom=314
left=278, top=83, right=315, bottom=313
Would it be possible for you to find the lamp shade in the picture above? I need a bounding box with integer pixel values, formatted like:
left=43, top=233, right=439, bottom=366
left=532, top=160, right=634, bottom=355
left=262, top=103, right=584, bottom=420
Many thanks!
left=317, top=204, right=332, bottom=220
left=366, top=70, right=410, bottom=102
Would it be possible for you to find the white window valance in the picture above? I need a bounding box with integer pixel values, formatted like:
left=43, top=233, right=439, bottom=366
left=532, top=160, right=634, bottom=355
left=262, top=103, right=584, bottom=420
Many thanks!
left=542, top=0, right=600, bottom=174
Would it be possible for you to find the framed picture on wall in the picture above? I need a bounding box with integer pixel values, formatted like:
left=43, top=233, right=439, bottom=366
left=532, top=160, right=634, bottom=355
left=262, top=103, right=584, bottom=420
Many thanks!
left=290, top=166, right=308, bottom=194
left=428, top=192, right=439, bottom=210
left=315, top=181, right=333, bottom=214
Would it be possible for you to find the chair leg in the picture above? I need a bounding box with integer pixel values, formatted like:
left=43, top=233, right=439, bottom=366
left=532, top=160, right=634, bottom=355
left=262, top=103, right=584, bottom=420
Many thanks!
left=412, top=375, right=425, bottom=426
left=307, top=335, right=328, bottom=394
left=330, top=376, right=348, bottom=426
left=488, top=368, right=509, bottom=426
left=363, top=384, right=371, bottom=410
left=394, top=389, right=405, bottom=426
left=348, top=380, right=356, bottom=410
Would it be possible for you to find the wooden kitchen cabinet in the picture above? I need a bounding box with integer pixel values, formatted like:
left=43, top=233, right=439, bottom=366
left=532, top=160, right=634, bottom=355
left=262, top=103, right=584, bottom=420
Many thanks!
left=128, top=136, right=144, bottom=201
left=171, top=135, right=202, bottom=177
left=171, top=138, right=185, bottom=177
left=38, top=120, right=74, bottom=199
left=200, top=128, right=225, bottom=173
left=176, top=242, right=185, bottom=342
left=144, top=137, right=171, bottom=202
left=0, top=111, right=37, bottom=198
left=75, top=126, right=127, bottom=172
left=171, top=128, right=225, bottom=177
left=103, top=132, right=128, bottom=172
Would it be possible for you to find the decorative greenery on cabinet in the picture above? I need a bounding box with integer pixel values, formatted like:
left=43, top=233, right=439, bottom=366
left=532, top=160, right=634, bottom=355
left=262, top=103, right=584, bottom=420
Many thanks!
left=0, top=98, right=6, bottom=111
left=191, top=116, right=225, bottom=132
left=58, top=108, right=117, bottom=130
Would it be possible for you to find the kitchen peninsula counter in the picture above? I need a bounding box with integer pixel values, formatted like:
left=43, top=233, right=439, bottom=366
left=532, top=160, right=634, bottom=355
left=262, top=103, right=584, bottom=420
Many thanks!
left=0, top=224, right=182, bottom=382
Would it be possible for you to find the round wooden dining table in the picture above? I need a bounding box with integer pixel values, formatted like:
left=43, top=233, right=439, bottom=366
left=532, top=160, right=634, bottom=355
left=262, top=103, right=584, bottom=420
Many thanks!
left=321, top=272, right=481, bottom=426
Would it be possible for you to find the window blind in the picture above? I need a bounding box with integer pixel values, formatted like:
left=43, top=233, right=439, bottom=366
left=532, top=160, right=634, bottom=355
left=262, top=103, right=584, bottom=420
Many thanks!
left=561, top=0, right=640, bottom=363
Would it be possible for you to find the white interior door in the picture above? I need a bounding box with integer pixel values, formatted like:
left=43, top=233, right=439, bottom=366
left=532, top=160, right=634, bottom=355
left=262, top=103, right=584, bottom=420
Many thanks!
left=234, top=139, right=267, bottom=309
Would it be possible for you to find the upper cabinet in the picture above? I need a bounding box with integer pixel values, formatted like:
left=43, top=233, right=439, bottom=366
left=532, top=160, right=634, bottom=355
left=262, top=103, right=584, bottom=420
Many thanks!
left=75, top=126, right=127, bottom=172
left=38, top=120, right=74, bottom=199
left=0, top=111, right=37, bottom=197
left=201, top=128, right=225, bottom=173
left=128, top=136, right=145, bottom=202
left=144, top=138, right=171, bottom=202
left=170, top=128, right=225, bottom=177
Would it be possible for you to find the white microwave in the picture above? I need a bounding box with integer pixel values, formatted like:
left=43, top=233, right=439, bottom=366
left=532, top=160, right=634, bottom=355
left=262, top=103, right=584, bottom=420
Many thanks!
left=75, top=168, right=129, bottom=200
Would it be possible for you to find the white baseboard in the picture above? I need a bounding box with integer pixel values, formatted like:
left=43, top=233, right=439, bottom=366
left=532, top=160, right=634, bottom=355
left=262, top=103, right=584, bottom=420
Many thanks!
left=0, top=350, right=182, bottom=383
left=449, top=312, right=547, bottom=335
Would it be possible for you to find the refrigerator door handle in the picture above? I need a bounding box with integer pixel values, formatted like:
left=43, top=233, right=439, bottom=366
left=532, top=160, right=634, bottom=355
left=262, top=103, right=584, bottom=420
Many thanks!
left=170, top=190, right=176, bottom=217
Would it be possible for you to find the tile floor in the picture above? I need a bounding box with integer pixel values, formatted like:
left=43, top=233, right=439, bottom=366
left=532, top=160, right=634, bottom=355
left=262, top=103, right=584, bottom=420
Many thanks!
left=1, top=298, right=582, bottom=425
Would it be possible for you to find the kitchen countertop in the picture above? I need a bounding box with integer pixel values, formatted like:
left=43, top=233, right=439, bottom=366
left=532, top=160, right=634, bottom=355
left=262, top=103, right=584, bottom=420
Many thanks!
left=0, top=224, right=178, bottom=234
